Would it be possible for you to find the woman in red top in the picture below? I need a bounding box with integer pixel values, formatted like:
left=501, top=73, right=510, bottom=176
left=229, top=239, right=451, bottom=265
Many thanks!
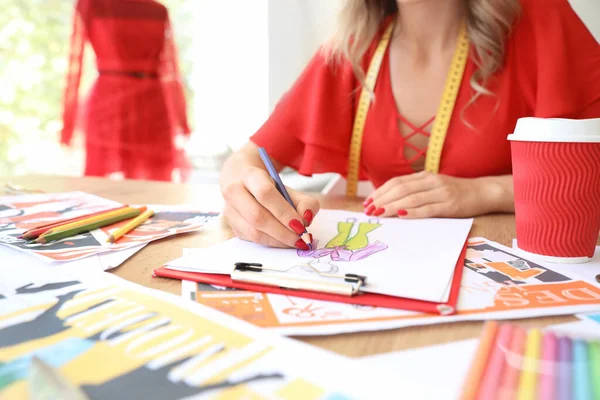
left=219, top=0, right=600, bottom=250
left=61, top=0, right=191, bottom=182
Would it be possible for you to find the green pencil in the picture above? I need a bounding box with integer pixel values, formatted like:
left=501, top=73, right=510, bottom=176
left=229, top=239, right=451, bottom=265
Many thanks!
left=34, top=209, right=142, bottom=244
left=591, top=341, right=600, bottom=400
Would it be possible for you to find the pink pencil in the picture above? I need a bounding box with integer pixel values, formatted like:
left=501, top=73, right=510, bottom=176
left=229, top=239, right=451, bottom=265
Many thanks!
left=476, top=323, right=514, bottom=399
left=497, top=326, right=527, bottom=400
left=538, top=331, right=558, bottom=400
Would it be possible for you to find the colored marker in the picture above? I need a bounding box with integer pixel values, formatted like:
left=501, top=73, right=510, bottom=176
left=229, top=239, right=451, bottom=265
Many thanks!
left=557, top=336, right=572, bottom=400
left=590, top=341, right=600, bottom=400
left=538, top=331, right=557, bottom=400
left=517, top=329, right=541, bottom=400
left=459, top=321, right=499, bottom=400
left=476, top=323, right=514, bottom=399
left=573, top=339, right=590, bottom=400
left=498, top=326, right=527, bottom=400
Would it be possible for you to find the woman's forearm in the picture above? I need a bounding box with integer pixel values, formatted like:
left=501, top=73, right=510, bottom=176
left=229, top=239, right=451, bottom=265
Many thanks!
left=477, top=175, right=515, bottom=214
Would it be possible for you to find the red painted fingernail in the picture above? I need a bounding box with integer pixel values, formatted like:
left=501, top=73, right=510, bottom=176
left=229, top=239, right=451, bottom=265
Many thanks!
left=365, top=204, right=375, bottom=216
left=289, top=219, right=305, bottom=235
left=303, top=210, right=314, bottom=226
left=295, top=239, right=309, bottom=250
left=373, top=207, right=385, bottom=216
left=363, top=198, right=373, bottom=207
left=397, top=210, right=408, bottom=217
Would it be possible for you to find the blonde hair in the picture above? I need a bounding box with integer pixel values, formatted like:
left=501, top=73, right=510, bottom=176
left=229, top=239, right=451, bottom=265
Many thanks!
left=328, top=0, right=521, bottom=103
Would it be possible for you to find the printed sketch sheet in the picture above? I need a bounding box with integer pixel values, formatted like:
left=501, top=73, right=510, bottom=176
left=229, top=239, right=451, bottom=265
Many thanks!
left=0, top=241, right=145, bottom=274
left=181, top=238, right=600, bottom=336
left=170, top=210, right=473, bottom=303
left=0, top=191, right=218, bottom=262
left=0, top=265, right=418, bottom=399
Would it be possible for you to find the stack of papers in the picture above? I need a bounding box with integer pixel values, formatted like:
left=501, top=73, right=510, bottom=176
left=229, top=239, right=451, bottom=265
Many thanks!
left=0, top=265, right=416, bottom=399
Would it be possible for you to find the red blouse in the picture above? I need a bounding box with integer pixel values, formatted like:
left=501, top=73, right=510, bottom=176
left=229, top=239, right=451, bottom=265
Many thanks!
left=250, top=0, right=600, bottom=188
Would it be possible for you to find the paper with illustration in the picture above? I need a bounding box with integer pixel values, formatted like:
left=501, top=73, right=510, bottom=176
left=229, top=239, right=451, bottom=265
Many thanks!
left=0, top=191, right=218, bottom=262
left=181, top=238, right=600, bottom=336
left=168, top=210, right=473, bottom=303
left=0, top=268, right=412, bottom=399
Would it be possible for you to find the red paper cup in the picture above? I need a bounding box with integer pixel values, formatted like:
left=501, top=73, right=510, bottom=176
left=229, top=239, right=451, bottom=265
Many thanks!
left=508, top=118, right=600, bottom=264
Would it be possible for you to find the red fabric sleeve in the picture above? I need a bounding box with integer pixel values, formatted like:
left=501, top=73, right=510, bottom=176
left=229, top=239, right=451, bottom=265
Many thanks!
left=518, top=0, right=600, bottom=118
left=60, top=0, right=89, bottom=146
left=250, top=49, right=359, bottom=177
left=159, top=14, right=191, bottom=136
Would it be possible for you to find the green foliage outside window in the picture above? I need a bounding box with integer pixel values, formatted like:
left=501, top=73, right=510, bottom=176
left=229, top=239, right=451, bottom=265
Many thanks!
left=0, top=0, right=194, bottom=177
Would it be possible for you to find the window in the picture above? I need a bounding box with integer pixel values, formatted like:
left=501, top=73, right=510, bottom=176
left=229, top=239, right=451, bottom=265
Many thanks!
left=1, top=0, right=339, bottom=185
left=0, top=0, right=194, bottom=177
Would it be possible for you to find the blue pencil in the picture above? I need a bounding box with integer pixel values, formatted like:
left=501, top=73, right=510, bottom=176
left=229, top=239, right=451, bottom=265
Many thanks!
left=258, top=147, right=312, bottom=249
left=557, top=336, right=572, bottom=400
left=573, top=338, right=590, bottom=400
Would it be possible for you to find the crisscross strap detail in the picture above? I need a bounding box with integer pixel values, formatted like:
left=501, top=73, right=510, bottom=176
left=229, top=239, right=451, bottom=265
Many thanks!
left=397, top=114, right=435, bottom=164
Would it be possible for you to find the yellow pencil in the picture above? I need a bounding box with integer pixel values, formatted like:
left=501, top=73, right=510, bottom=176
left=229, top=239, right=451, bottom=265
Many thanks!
left=517, top=329, right=542, bottom=400
left=43, top=206, right=144, bottom=237
left=107, top=209, right=154, bottom=243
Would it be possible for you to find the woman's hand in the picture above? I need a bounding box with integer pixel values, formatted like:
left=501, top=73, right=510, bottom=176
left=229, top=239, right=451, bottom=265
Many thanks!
left=363, top=171, right=514, bottom=218
left=221, top=165, right=320, bottom=249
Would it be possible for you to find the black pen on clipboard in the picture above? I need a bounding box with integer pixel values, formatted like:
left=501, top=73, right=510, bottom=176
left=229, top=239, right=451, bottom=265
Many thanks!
left=258, top=147, right=312, bottom=250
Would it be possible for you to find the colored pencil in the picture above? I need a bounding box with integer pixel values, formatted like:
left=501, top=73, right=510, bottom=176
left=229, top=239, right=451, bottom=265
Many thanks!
left=476, top=323, right=513, bottom=399
left=34, top=208, right=142, bottom=244
left=573, top=339, right=590, bottom=400
left=498, top=326, right=527, bottom=400
left=43, top=206, right=145, bottom=237
left=107, top=209, right=154, bottom=243
left=459, top=320, right=499, bottom=400
left=21, top=206, right=127, bottom=239
left=258, top=147, right=312, bottom=249
left=557, top=336, right=572, bottom=400
left=517, top=328, right=541, bottom=400
left=538, top=331, right=557, bottom=400
left=590, top=341, right=600, bottom=399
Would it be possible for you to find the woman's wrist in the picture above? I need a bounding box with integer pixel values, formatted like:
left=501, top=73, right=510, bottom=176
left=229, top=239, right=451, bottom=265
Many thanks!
left=475, top=175, right=515, bottom=214
left=219, top=153, right=249, bottom=189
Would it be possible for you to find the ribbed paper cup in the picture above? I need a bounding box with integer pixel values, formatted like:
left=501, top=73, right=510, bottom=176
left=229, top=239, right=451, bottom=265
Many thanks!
left=508, top=118, right=600, bottom=264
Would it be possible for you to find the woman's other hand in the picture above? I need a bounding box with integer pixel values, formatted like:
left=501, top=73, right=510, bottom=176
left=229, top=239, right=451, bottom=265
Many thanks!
left=363, top=171, right=514, bottom=218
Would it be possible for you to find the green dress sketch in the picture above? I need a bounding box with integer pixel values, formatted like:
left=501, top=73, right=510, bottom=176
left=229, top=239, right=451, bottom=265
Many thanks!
left=298, top=218, right=388, bottom=262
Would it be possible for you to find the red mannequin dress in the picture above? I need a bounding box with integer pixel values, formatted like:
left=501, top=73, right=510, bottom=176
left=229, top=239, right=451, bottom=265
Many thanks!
left=61, top=0, right=192, bottom=182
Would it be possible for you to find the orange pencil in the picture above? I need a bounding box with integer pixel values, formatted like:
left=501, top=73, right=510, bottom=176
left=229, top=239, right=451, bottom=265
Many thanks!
left=459, top=321, right=499, bottom=400
left=21, top=206, right=127, bottom=239
left=476, top=323, right=514, bottom=399
left=43, top=206, right=146, bottom=237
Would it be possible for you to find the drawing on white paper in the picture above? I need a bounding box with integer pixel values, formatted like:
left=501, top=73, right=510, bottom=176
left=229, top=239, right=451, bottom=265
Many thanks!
left=297, top=217, right=388, bottom=262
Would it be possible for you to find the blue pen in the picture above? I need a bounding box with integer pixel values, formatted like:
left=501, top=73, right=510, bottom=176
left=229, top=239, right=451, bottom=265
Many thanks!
left=258, top=147, right=312, bottom=249
left=573, top=338, right=590, bottom=400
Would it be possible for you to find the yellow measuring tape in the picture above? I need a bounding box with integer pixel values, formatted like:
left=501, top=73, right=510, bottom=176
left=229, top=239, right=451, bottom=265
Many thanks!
left=346, top=20, right=469, bottom=197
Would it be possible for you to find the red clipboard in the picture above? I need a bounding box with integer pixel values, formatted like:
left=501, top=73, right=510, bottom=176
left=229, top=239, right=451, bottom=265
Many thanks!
left=153, top=242, right=467, bottom=316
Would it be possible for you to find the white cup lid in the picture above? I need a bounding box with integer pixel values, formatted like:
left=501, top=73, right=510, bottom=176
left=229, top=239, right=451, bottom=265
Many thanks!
left=507, top=117, right=600, bottom=143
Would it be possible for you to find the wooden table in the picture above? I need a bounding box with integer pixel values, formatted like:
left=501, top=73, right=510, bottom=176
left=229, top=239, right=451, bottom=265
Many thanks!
left=2, top=175, right=578, bottom=358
